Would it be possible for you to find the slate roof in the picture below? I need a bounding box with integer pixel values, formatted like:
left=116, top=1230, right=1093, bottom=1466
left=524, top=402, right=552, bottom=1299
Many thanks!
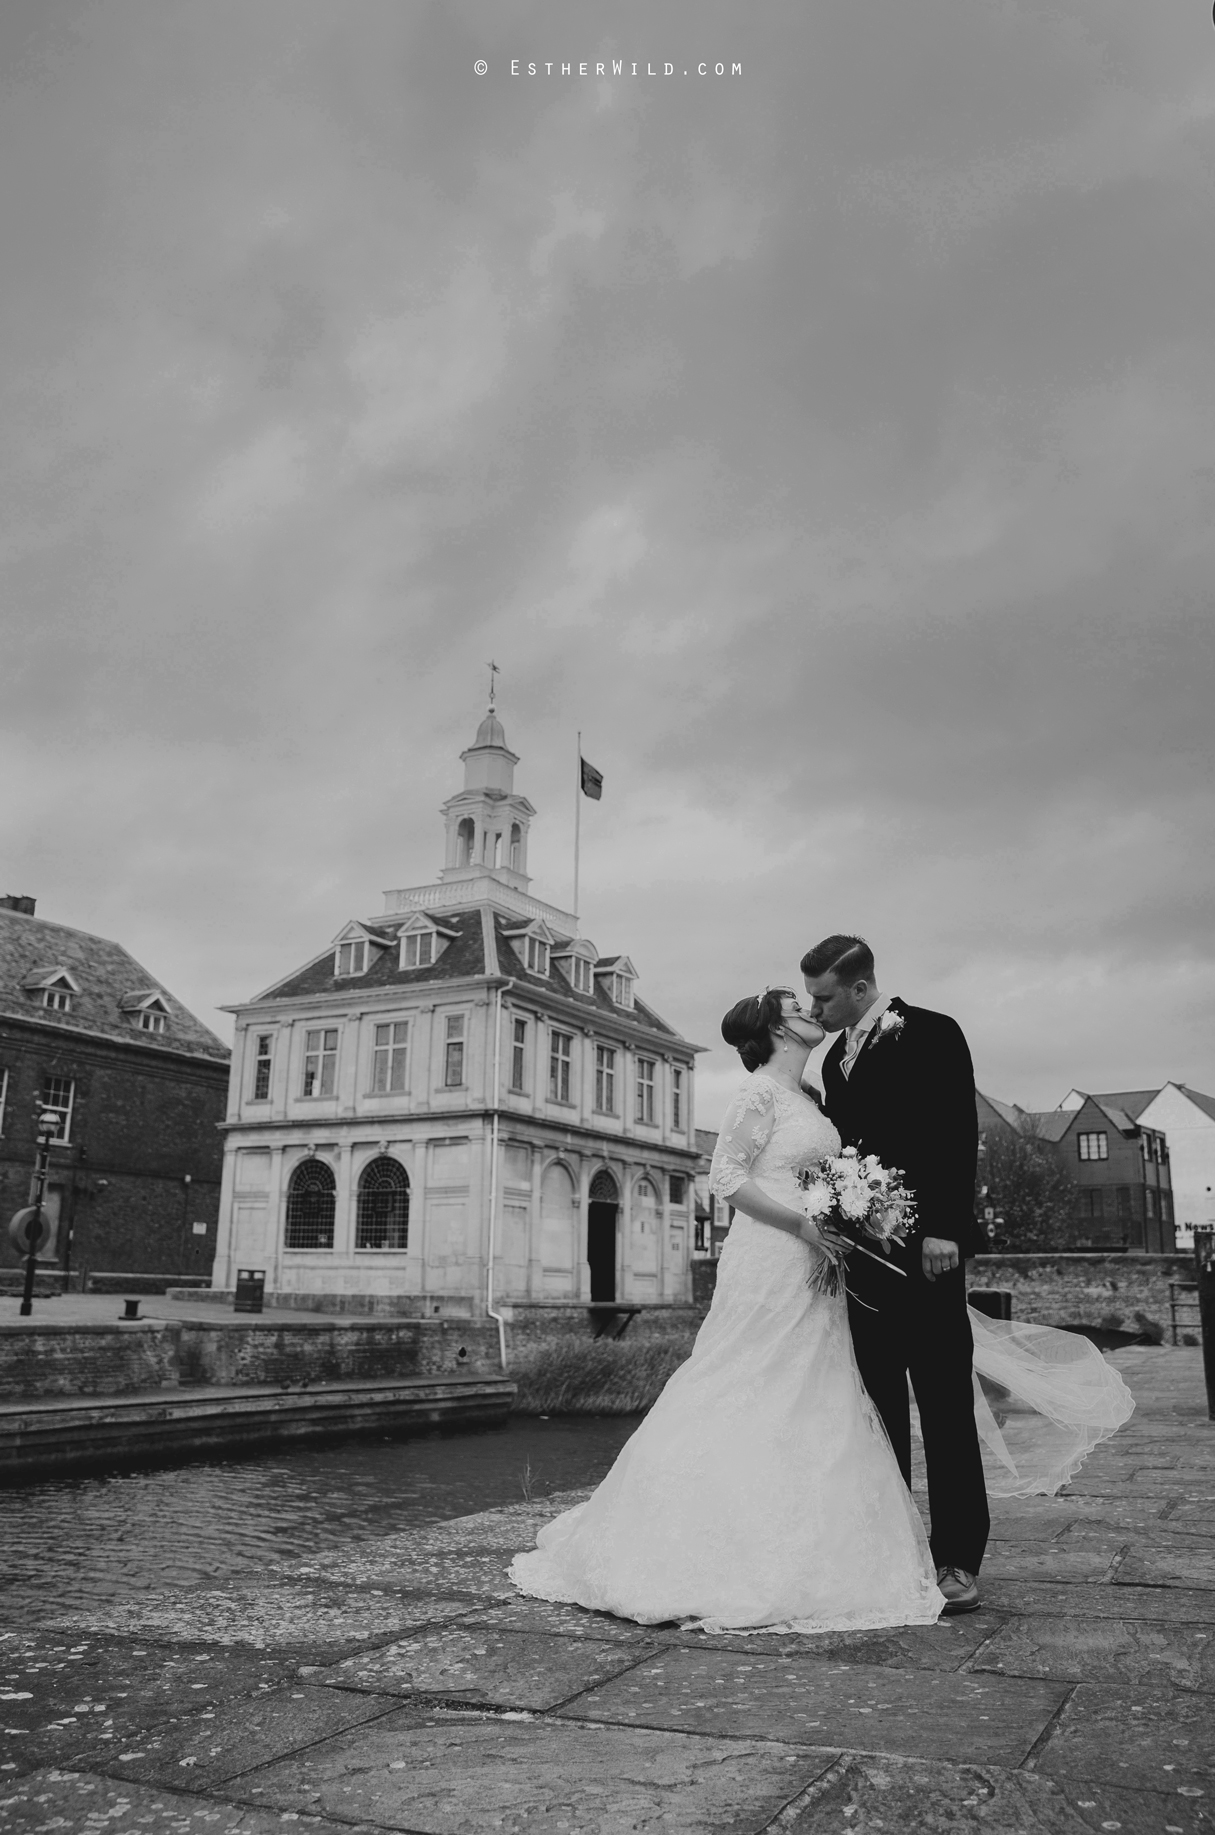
left=976, top=1091, right=1023, bottom=1130
left=1013, top=1109, right=1076, bottom=1143
left=1082, top=1086, right=1215, bottom=1127
left=0, top=909, right=229, bottom=1062
left=251, top=903, right=695, bottom=1051
left=259, top=909, right=488, bottom=1001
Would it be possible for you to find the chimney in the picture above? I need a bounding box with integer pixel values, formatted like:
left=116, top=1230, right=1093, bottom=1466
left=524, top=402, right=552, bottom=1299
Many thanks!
left=1, top=895, right=36, bottom=916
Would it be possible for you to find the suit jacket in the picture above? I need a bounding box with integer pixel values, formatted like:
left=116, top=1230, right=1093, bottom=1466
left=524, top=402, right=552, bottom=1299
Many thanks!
left=819, top=998, right=983, bottom=1263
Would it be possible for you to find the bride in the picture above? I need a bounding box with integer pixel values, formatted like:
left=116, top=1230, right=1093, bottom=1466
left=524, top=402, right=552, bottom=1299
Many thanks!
left=509, top=988, right=945, bottom=1633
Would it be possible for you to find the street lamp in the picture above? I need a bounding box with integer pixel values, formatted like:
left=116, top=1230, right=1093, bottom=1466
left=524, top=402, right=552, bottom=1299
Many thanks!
left=17, top=1106, right=61, bottom=1316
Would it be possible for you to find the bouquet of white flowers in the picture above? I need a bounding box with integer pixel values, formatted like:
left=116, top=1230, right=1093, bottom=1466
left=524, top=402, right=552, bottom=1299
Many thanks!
left=797, top=1148, right=917, bottom=1297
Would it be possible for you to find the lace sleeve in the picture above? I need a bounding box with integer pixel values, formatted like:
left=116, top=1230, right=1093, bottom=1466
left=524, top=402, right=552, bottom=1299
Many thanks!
left=709, top=1081, right=777, bottom=1200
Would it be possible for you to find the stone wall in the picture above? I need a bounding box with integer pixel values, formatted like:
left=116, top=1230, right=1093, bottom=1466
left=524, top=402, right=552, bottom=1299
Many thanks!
left=970, top=1254, right=1193, bottom=1340
left=0, top=1318, right=502, bottom=1400
left=692, top=1253, right=1194, bottom=1342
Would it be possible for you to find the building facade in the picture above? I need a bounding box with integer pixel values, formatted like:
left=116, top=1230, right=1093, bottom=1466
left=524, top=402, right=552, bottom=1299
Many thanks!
left=210, top=710, right=703, bottom=1312
left=0, top=897, right=230, bottom=1279
left=979, top=1089, right=1174, bottom=1253
left=1061, top=1084, right=1215, bottom=1250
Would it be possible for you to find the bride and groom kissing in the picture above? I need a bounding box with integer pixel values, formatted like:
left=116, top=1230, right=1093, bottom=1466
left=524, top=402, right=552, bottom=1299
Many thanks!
left=510, top=934, right=1128, bottom=1634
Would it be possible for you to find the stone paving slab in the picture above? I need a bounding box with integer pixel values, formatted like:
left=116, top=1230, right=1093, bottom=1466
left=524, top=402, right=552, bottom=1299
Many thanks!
left=212, top=1707, right=838, bottom=1835
left=1033, top=1681, right=1215, bottom=1797
left=979, top=1578, right=1215, bottom=1623
left=559, top=1646, right=1068, bottom=1766
left=0, top=1767, right=367, bottom=1833
left=1118, top=1547, right=1215, bottom=1588
left=0, top=1631, right=295, bottom=1778
left=315, top=1623, right=659, bottom=1710
left=89, top=1682, right=401, bottom=1790
left=771, top=1752, right=1214, bottom=1835
left=295, top=1542, right=518, bottom=1597
left=970, top=1615, right=1215, bottom=1690
left=40, top=1580, right=481, bottom=1652
left=978, top=1542, right=1125, bottom=1582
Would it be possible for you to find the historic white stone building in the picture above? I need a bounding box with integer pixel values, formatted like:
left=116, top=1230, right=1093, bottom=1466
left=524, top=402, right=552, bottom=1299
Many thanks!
left=211, top=708, right=703, bottom=1312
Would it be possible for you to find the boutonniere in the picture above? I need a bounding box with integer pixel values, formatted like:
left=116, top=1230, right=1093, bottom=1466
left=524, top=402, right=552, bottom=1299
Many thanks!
left=870, top=1009, right=906, bottom=1047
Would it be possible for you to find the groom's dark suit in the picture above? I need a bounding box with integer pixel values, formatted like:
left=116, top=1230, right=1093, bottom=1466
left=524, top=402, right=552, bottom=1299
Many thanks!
left=820, top=998, right=989, bottom=1575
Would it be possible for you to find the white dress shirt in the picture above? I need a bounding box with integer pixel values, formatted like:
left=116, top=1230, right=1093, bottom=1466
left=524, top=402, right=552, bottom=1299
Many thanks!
left=840, top=992, right=894, bottom=1080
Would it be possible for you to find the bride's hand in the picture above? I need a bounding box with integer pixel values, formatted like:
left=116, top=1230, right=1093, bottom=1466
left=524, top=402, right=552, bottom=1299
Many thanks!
left=800, top=1217, right=849, bottom=1259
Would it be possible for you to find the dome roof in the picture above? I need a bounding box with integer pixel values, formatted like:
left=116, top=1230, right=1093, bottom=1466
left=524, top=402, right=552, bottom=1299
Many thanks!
left=473, top=708, right=507, bottom=748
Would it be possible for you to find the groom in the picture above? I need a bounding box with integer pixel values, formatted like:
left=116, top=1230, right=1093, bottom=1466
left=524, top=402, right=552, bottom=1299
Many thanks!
left=802, top=934, right=988, bottom=1614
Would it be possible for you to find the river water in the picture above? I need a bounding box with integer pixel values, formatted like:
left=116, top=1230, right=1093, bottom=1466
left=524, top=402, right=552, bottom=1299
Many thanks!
left=0, top=1417, right=640, bottom=1628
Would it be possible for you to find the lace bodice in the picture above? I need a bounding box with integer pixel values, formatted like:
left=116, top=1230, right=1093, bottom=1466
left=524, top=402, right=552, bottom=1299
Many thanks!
left=709, top=1074, right=841, bottom=1203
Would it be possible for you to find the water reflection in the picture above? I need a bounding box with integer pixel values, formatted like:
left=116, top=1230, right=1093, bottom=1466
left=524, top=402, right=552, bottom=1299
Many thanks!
left=0, top=1416, right=639, bottom=1626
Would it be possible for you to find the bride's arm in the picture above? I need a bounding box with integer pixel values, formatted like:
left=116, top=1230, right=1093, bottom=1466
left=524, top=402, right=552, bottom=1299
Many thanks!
left=708, top=1085, right=817, bottom=1242
left=724, top=1177, right=814, bottom=1240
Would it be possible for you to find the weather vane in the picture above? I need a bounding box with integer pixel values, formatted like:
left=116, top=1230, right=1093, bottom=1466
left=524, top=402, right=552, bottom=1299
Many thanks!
left=487, top=659, right=500, bottom=708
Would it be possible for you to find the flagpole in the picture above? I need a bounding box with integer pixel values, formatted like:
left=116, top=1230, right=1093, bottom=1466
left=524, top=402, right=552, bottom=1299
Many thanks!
left=574, top=730, right=581, bottom=925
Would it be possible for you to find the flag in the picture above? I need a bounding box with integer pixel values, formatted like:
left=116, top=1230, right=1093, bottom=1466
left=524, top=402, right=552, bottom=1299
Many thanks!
left=579, top=756, right=603, bottom=800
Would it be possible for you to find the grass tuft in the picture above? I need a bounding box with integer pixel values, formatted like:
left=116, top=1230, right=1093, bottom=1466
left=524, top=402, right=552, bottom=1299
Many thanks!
left=510, top=1334, right=695, bottom=1415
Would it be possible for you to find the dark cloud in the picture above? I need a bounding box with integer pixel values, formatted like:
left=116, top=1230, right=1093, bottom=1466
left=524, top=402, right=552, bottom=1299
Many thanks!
left=1, top=0, right=1212, bottom=1123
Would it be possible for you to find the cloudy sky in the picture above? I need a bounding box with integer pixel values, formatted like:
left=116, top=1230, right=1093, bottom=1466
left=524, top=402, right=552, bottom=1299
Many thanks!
left=3, top=0, right=1213, bottom=1127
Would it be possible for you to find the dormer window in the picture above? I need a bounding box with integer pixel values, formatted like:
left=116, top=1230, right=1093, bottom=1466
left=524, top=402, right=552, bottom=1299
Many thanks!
left=336, top=939, right=367, bottom=977
left=595, top=956, right=638, bottom=1010
left=403, top=931, right=434, bottom=969
left=526, top=936, right=549, bottom=976
left=120, top=989, right=170, bottom=1033
left=571, top=956, right=592, bottom=994
left=24, top=967, right=81, bottom=1013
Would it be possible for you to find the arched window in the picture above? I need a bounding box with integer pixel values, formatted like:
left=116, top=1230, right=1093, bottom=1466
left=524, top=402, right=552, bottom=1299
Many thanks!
left=285, top=1159, right=335, bottom=1250
left=456, top=818, right=475, bottom=867
left=509, top=823, right=522, bottom=870
left=589, top=1168, right=619, bottom=1204
left=356, top=1156, right=410, bottom=1251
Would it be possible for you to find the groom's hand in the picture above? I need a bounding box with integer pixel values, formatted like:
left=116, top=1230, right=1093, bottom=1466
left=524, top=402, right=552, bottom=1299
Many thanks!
left=921, top=1236, right=959, bottom=1281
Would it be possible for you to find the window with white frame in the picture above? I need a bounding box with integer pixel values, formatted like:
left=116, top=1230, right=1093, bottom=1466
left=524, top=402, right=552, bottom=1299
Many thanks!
left=336, top=939, right=367, bottom=977
left=402, top=930, right=435, bottom=970
left=549, top=1029, right=572, bottom=1103
left=602, top=972, right=633, bottom=1009
left=301, top=1028, right=339, bottom=1097
left=669, top=1173, right=687, bottom=1206
left=43, top=986, right=72, bottom=1012
left=510, top=1017, right=527, bottom=1093
left=571, top=955, right=593, bottom=994
left=251, top=1033, right=274, bottom=1101
left=635, top=1057, right=656, bottom=1125
left=444, top=1014, right=465, bottom=1087
left=372, top=1021, right=409, bottom=1094
left=595, top=1045, right=617, bottom=1113
left=672, top=1065, right=684, bottom=1132
left=1077, top=1131, right=1108, bottom=1162
left=526, top=936, right=549, bottom=976
left=40, top=1076, right=75, bottom=1142
left=138, top=1007, right=167, bottom=1033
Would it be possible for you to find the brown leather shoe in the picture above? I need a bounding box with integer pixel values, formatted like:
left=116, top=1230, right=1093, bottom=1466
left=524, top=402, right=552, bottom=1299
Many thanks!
left=936, top=1565, right=980, bottom=1614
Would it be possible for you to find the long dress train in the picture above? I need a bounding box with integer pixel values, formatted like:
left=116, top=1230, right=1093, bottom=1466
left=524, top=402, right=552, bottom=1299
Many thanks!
left=509, top=1074, right=944, bottom=1633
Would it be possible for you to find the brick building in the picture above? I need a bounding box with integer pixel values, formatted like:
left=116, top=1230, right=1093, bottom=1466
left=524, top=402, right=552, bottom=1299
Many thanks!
left=0, top=898, right=230, bottom=1280
left=1060, top=1084, right=1215, bottom=1251
left=977, top=1089, right=1174, bottom=1253
left=211, top=706, right=703, bottom=1311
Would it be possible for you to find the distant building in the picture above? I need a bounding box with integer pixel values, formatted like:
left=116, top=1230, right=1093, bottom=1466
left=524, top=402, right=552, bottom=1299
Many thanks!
left=211, top=707, right=703, bottom=1312
left=0, top=897, right=230, bottom=1280
left=1061, top=1084, right=1215, bottom=1250
left=691, top=1127, right=726, bottom=1258
left=978, top=1089, right=1174, bottom=1253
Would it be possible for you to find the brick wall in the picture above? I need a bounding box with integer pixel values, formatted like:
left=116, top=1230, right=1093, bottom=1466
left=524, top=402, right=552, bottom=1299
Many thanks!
left=0, top=1318, right=502, bottom=1399
left=497, top=1302, right=703, bottom=1358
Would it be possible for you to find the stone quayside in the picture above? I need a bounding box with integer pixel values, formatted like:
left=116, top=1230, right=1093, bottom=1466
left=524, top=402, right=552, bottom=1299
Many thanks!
left=1, top=1348, right=1212, bottom=1833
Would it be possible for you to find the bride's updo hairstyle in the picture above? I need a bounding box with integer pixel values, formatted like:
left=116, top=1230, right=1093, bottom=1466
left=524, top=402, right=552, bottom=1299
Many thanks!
left=720, top=989, right=786, bottom=1073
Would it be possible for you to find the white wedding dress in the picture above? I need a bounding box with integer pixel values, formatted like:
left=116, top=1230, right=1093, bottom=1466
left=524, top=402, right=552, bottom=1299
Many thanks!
left=509, top=1073, right=945, bottom=1632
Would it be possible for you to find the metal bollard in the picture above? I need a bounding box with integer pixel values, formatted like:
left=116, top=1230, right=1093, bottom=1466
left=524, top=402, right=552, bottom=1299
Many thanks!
left=1195, top=1228, right=1215, bottom=1423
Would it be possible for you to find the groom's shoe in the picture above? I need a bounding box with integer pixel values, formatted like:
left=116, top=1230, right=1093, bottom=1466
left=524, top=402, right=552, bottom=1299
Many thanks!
left=936, top=1565, right=980, bottom=1614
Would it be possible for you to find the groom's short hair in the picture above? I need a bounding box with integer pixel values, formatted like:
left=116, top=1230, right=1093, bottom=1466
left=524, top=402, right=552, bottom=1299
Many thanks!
left=800, top=934, right=875, bottom=985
